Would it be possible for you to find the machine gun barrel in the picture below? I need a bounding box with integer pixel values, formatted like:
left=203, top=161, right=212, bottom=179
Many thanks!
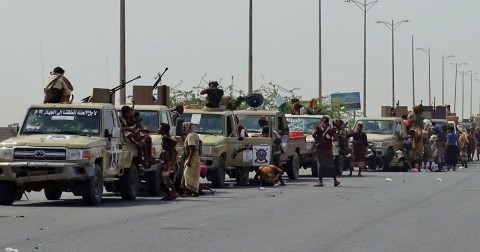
left=111, top=75, right=142, bottom=94
left=152, top=68, right=169, bottom=90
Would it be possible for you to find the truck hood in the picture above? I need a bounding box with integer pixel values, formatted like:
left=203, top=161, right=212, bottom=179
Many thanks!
left=0, top=134, right=104, bottom=148
left=198, top=135, right=224, bottom=146
left=366, top=134, right=397, bottom=143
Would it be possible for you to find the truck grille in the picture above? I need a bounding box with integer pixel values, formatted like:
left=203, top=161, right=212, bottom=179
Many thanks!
left=14, top=147, right=66, bottom=161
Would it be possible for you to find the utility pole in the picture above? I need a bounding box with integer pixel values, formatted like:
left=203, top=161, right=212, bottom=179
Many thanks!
left=318, top=0, right=322, bottom=104
left=248, top=0, right=253, bottom=95
left=462, top=70, right=465, bottom=120
left=345, top=0, right=379, bottom=117
left=442, top=55, right=454, bottom=105
left=377, top=19, right=410, bottom=108
left=119, top=0, right=126, bottom=105
left=411, top=35, right=415, bottom=107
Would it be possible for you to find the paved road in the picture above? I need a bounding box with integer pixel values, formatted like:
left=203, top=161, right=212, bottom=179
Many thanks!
left=1, top=164, right=480, bottom=252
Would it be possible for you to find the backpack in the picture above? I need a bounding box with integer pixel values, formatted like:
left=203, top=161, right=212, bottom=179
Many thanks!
left=43, top=76, right=63, bottom=103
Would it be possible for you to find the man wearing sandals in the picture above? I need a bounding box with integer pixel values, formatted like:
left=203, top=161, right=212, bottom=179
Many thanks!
left=312, top=117, right=340, bottom=187
left=346, top=123, right=368, bottom=177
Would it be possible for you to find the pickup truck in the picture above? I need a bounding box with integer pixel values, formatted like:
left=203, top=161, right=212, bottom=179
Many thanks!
left=116, top=104, right=183, bottom=196
left=353, top=117, right=408, bottom=171
left=235, top=110, right=307, bottom=180
left=0, top=103, right=152, bottom=206
left=183, top=107, right=278, bottom=187
left=285, top=114, right=324, bottom=177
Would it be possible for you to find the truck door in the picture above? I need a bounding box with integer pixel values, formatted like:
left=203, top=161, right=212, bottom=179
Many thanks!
left=103, top=109, right=122, bottom=175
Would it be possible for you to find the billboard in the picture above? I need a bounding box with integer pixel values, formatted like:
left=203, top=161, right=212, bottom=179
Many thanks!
left=330, top=92, right=361, bottom=111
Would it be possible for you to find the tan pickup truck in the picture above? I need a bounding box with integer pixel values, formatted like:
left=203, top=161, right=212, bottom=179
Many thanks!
left=0, top=103, right=149, bottom=206
left=235, top=110, right=307, bottom=180
left=183, top=107, right=279, bottom=187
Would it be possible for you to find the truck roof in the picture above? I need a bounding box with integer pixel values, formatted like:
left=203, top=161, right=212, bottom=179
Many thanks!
left=184, top=109, right=232, bottom=115
left=31, top=103, right=115, bottom=110
left=286, top=114, right=325, bottom=119
left=115, top=104, right=169, bottom=111
left=356, top=117, right=402, bottom=122
left=234, top=110, right=283, bottom=116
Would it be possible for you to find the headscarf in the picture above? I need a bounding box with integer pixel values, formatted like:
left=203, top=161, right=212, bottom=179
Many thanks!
left=183, top=122, right=195, bottom=134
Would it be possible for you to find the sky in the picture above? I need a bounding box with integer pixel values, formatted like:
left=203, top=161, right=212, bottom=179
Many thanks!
left=0, top=0, right=479, bottom=126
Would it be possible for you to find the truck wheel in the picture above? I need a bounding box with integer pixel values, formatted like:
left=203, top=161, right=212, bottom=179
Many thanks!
left=286, top=153, right=300, bottom=180
left=146, top=170, right=162, bottom=196
left=0, top=181, right=17, bottom=206
left=44, top=187, right=62, bottom=200
left=211, top=158, right=226, bottom=188
left=82, top=164, right=104, bottom=206
left=311, top=161, right=319, bottom=177
left=16, top=189, right=24, bottom=201
left=120, top=163, right=139, bottom=201
left=235, top=167, right=249, bottom=186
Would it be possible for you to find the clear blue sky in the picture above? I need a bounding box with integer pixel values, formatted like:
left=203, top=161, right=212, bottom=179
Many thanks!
left=0, top=0, right=478, bottom=125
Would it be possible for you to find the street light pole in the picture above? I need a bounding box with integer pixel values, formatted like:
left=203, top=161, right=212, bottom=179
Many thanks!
left=451, top=62, right=467, bottom=114
left=442, top=55, right=454, bottom=105
left=318, top=0, right=322, bottom=104
left=119, top=0, right=126, bottom=105
left=345, top=0, right=378, bottom=117
left=417, top=47, right=431, bottom=105
left=248, top=0, right=253, bottom=95
left=377, top=19, right=410, bottom=108
left=466, top=71, right=477, bottom=117
left=462, top=70, right=465, bottom=120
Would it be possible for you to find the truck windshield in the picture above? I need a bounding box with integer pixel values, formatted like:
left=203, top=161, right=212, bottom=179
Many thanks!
left=20, top=108, right=101, bottom=135
left=136, top=110, right=159, bottom=132
left=286, top=117, right=321, bottom=134
left=237, top=115, right=274, bottom=133
left=183, top=113, right=224, bottom=135
left=357, top=120, right=394, bottom=135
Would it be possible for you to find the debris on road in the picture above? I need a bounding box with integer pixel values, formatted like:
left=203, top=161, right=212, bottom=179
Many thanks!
left=5, top=247, right=19, bottom=252
left=385, top=178, right=393, bottom=181
left=258, top=187, right=266, bottom=190
left=436, top=178, right=442, bottom=182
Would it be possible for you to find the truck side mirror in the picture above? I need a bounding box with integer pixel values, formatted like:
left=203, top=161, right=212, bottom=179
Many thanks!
left=104, top=129, right=112, bottom=140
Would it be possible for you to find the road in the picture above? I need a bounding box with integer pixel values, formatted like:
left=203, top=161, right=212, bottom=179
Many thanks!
left=1, top=164, right=480, bottom=252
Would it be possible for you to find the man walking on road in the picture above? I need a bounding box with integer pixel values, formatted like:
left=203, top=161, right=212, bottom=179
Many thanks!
left=313, top=117, right=340, bottom=187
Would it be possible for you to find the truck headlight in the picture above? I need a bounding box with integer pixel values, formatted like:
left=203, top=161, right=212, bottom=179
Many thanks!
left=0, top=148, right=13, bottom=160
left=66, top=149, right=93, bottom=160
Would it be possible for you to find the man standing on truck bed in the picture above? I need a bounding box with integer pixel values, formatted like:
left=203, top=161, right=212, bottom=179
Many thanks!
left=200, top=81, right=224, bottom=108
left=43, top=66, right=74, bottom=103
left=313, top=117, right=340, bottom=187
left=171, top=104, right=185, bottom=137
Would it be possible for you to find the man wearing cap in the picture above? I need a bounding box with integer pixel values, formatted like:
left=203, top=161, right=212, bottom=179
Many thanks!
left=200, top=81, right=224, bottom=108
left=43, top=66, right=74, bottom=103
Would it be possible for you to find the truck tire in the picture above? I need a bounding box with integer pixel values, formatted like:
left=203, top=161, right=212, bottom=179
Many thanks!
left=0, top=181, right=17, bottom=206
left=44, top=187, right=62, bottom=200
left=286, top=153, right=300, bottom=180
left=82, top=164, right=104, bottom=206
left=146, top=170, right=162, bottom=196
left=120, top=163, right=139, bottom=201
left=211, top=158, right=226, bottom=188
left=16, top=189, right=24, bottom=201
left=235, top=167, right=249, bottom=186
left=311, top=161, right=319, bottom=178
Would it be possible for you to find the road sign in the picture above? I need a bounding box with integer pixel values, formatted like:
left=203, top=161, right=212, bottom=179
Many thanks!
left=330, top=92, right=361, bottom=111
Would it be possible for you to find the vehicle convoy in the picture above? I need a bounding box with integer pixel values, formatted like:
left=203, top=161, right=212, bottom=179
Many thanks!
left=285, top=114, right=324, bottom=177
left=235, top=110, right=307, bottom=180
left=354, top=117, right=408, bottom=171
left=0, top=103, right=150, bottom=206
